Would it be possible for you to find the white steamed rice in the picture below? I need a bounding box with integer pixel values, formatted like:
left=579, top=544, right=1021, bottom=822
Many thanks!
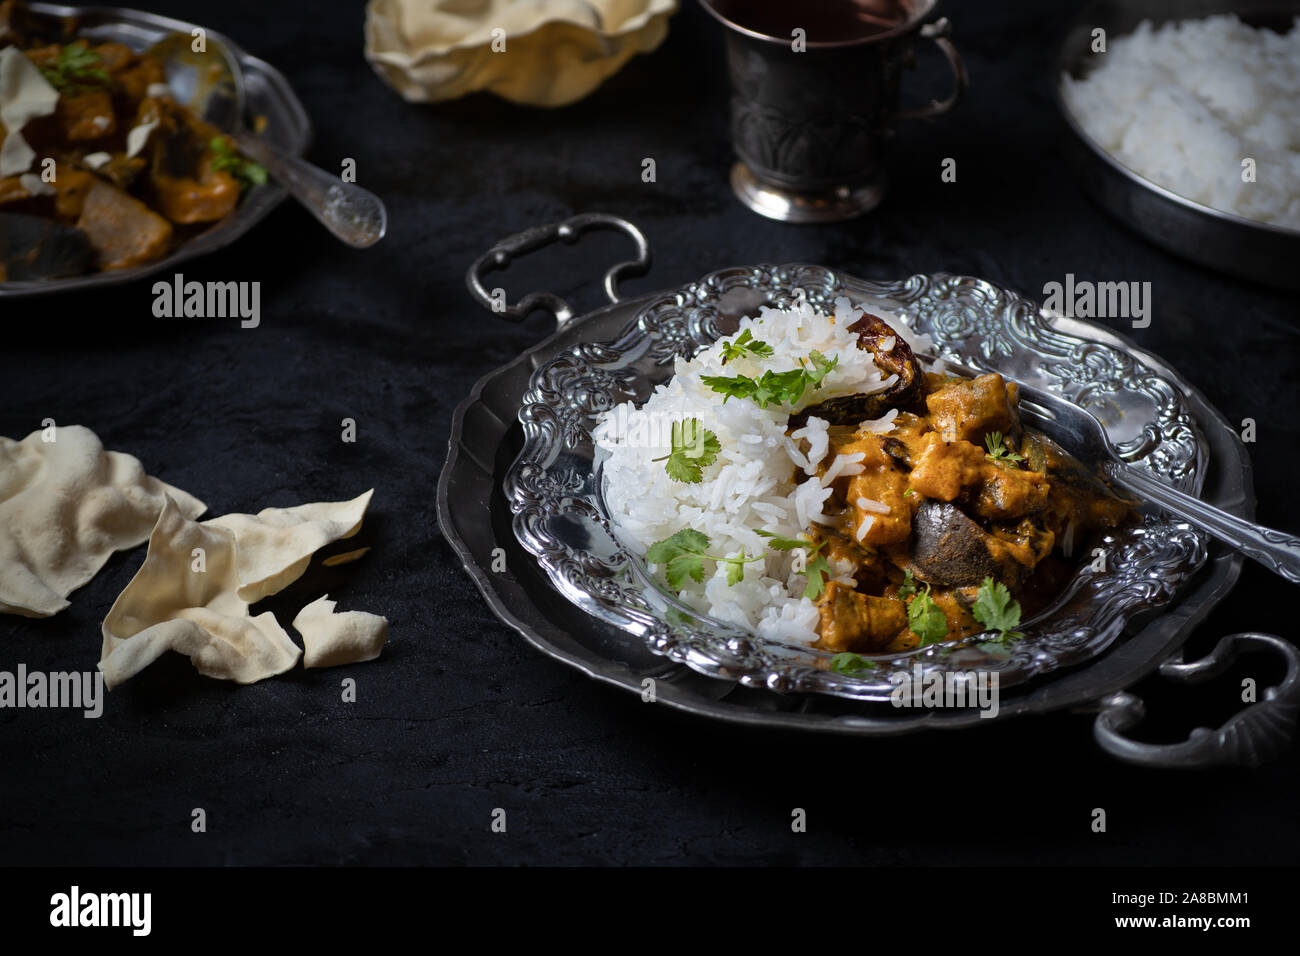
left=594, top=295, right=932, bottom=647
left=1062, top=15, right=1300, bottom=229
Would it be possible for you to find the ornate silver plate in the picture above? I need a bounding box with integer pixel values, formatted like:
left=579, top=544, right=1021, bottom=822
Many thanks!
left=444, top=214, right=1300, bottom=764
left=0, top=3, right=311, bottom=298
left=502, top=252, right=1210, bottom=702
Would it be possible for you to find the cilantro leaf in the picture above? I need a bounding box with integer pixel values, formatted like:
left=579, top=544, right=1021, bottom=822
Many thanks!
left=653, top=418, right=720, bottom=483
left=984, top=431, right=1026, bottom=468
left=802, top=350, right=838, bottom=387
left=971, top=576, right=1025, bottom=643
left=896, top=568, right=917, bottom=600
left=645, top=529, right=710, bottom=590
left=907, top=588, right=949, bottom=645
left=41, top=44, right=110, bottom=92
left=802, top=551, right=832, bottom=601
left=702, top=350, right=839, bottom=410
left=755, top=530, right=818, bottom=551
left=721, top=549, right=754, bottom=586
left=720, top=329, right=774, bottom=363
left=756, top=368, right=809, bottom=407
left=700, top=373, right=756, bottom=404
left=829, top=652, right=876, bottom=676
left=209, top=136, right=269, bottom=190
left=644, top=528, right=710, bottom=563
left=645, top=529, right=763, bottom=590
left=753, top=531, right=830, bottom=599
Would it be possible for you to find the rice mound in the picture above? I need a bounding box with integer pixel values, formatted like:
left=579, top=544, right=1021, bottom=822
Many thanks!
left=1062, top=15, right=1300, bottom=229
left=594, top=296, right=931, bottom=647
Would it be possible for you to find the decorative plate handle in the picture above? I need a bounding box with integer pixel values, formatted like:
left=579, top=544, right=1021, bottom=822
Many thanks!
left=465, top=213, right=652, bottom=326
left=898, top=18, right=968, bottom=120
left=1093, top=632, right=1300, bottom=768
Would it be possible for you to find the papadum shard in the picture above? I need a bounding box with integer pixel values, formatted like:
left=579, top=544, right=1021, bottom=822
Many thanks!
left=203, top=489, right=372, bottom=602
left=99, top=498, right=301, bottom=689
left=0, top=425, right=205, bottom=617
left=100, top=489, right=375, bottom=688
left=294, top=595, right=388, bottom=669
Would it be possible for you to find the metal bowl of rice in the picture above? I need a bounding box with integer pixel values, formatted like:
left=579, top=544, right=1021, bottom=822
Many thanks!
left=1054, top=0, right=1300, bottom=289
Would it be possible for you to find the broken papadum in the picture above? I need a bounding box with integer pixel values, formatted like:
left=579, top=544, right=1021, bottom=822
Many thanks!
left=203, top=489, right=372, bottom=603
left=293, top=595, right=388, bottom=669
left=0, top=425, right=206, bottom=617
left=99, top=490, right=375, bottom=688
left=99, top=498, right=301, bottom=688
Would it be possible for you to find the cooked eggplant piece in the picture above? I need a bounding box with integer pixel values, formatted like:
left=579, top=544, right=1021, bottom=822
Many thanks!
left=0, top=211, right=91, bottom=279
left=816, top=580, right=907, bottom=653
left=74, top=178, right=171, bottom=269
left=988, top=517, right=1056, bottom=568
left=909, top=500, right=1002, bottom=588
left=789, top=307, right=924, bottom=428
left=55, top=88, right=114, bottom=140
left=1022, top=429, right=1137, bottom=529
left=146, top=99, right=240, bottom=224
left=880, top=435, right=912, bottom=470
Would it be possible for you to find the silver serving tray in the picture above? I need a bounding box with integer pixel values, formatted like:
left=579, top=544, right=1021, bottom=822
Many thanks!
left=1054, top=0, right=1300, bottom=289
left=0, top=3, right=311, bottom=298
left=440, top=214, right=1299, bottom=766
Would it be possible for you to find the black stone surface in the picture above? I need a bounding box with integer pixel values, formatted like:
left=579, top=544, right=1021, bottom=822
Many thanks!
left=1, top=0, right=1297, bottom=866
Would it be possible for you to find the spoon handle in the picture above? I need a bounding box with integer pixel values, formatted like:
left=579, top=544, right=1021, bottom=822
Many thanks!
left=235, top=135, right=387, bottom=248
left=1104, top=461, right=1300, bottom=585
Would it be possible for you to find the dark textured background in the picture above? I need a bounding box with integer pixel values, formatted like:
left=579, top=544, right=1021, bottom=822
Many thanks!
left=1, top=0, right=1297, bottom=866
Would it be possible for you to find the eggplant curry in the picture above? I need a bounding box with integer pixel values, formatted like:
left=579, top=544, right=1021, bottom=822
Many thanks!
left=0, top=0, right=264, bottom=281
left=791, top=307, right=1135, bottom=654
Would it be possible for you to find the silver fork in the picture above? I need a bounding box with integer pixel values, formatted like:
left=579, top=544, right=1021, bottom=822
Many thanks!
left=1015, top=382, right=1300, bottom=585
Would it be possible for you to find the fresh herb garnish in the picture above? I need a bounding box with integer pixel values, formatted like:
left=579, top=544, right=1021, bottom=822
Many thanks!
left=652, top=418, right=720, bottom=483
left=802, top=550, right=832, bottom=601
left=896, top=568, right=917, bottom=600
left=645, top=529, right=765, bottom=590
left=645, top=529, right=710, bottom=590
left=971, top=576, right=1025, bottom=644
left=755, top=530, right=814, bottom=552
left=720, top=329, right=774, bottom=364
left=829, top=652, right=876, bottom=676
left=907, top=587, right=949, bottom=645
left=701, top=350, right=839, bottom=409
left=803, top=350, right=838, bottom=387
left=984, top=431, right=1026, bottom=468
left=903, top=487, right=916, bottom=498
left=756, top=530, right=831, bottom=600
left=210, top=136, right=268, bottom=189
left=41, top=44, right=110, bottom=93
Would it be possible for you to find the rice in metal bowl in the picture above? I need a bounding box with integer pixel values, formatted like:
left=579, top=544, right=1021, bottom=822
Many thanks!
left=1062, top=14, right=1300, bottom=229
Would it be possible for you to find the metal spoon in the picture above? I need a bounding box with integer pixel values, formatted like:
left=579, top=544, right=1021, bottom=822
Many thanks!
left=149, top=33, right=387, bottom=248
left=1016, top=382, right=1300, bottom=584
